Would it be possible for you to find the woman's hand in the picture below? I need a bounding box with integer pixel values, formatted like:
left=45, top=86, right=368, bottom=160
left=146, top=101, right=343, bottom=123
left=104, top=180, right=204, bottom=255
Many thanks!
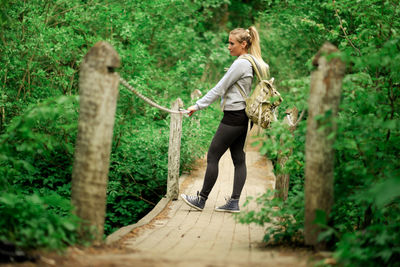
left=187, top=105, right=198, bottom=117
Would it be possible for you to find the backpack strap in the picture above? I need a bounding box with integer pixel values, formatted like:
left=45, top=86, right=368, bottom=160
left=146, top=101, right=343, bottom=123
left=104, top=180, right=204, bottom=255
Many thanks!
left=235, top=83, right=247, bottom=99
left=240, top=55, right=263, bottom=81
left=221, top=55, right=261, bottom=111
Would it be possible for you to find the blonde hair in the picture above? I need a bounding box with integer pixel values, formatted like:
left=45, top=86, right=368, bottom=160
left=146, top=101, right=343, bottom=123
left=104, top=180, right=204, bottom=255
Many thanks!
left=230, top=26, right=269, bottom=78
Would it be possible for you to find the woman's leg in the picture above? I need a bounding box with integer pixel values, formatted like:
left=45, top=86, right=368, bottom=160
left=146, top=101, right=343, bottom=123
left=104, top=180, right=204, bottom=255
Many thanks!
left=229, top=125, right=248, bottom=199
left=199, top=122, right=248, bottom=199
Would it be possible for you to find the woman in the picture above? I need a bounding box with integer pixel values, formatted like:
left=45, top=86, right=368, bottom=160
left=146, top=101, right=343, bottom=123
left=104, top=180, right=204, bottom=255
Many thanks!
left=181, top=26, right=269, bottom=213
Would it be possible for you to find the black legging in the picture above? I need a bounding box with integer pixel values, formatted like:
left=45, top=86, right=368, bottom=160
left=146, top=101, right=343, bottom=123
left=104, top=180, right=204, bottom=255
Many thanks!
left=199, top=122, right=249, bottom=200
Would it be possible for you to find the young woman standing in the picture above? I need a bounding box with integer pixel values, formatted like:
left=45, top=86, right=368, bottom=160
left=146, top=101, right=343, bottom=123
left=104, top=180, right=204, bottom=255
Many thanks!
left=181, top=26, right=269, bottom=213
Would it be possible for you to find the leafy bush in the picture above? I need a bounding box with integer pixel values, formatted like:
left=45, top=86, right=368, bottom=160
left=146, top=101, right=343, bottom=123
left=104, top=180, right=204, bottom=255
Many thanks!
left=237, top=187, right=305, bottom=245
left=0, top=96, right=78, bottom=196
left=0, top=192, right=80, bottom=250
left=0, top=96, right=79, bottom=250
left=237, top=0, right=400, bottom=266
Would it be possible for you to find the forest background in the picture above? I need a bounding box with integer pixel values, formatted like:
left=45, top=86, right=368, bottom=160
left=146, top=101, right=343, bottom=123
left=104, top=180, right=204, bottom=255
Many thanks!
left=0, top=0, right=399, bottom=266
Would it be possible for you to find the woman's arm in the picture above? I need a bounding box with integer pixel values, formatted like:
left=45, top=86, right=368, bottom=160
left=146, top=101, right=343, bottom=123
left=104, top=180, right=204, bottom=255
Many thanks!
left=193, top=58, right=251, bottom=111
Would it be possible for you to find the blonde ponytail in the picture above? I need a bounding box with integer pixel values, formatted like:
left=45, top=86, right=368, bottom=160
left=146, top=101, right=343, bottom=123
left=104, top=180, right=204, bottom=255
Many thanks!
left=230, top=26, right=269, bottom=78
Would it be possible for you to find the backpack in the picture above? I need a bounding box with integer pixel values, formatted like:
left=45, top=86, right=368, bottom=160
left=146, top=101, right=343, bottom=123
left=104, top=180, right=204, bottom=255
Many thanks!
left=236, top=55, right=283, bottom=129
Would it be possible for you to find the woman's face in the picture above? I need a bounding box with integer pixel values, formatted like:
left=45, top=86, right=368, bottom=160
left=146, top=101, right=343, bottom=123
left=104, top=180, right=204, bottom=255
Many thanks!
left=228, top=34, right=247, bottom=57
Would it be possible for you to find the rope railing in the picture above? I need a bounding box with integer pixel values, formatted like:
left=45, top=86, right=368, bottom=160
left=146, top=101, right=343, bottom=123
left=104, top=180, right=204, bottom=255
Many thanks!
left=120, top=75, right=304, bottom=126
left=117, top=76, right=186, bottom=200
left=119, top=76, right=189, bottom=115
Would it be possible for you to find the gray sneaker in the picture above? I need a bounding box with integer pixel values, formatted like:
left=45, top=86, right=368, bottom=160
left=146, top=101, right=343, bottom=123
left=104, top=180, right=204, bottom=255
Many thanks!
left=180, top=191, right=206, bottom=211
left=215, top=198, right=240, bottom=213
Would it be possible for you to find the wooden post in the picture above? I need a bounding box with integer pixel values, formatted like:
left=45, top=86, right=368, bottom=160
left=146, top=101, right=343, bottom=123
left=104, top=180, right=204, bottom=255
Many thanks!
left=305, top=42, right=345, bottom=247
left=71, top=41, right=120, bottom=243
left=274, top=107, right=299, bottom=201
left=167, top=98, right=184, bottom=200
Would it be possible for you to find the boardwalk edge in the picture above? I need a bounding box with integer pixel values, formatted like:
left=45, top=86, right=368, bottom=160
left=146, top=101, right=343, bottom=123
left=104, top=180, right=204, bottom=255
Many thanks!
left=105, top=174, right=189, bottom=245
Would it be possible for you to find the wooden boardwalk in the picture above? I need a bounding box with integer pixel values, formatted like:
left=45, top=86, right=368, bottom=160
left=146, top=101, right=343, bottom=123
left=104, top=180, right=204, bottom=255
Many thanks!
left=120, top=150, right=276, bottom=266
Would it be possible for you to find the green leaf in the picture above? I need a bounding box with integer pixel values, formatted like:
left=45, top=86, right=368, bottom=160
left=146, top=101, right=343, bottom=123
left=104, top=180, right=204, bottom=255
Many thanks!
left=371, top=178, right=400, bottom=208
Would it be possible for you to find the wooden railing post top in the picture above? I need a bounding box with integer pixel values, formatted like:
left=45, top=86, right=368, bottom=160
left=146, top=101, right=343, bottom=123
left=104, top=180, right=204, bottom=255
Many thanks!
left=312, top=42, right=345, bottom=71
left=312, top=42, right=337, bottom=65
left=173, top=98, right=184, bottom=108
left=83, top=41, right=120, bottom=74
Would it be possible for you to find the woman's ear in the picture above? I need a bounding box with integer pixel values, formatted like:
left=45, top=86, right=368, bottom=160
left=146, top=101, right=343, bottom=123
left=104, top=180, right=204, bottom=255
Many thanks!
left=241, top=41, right=248, bottom=50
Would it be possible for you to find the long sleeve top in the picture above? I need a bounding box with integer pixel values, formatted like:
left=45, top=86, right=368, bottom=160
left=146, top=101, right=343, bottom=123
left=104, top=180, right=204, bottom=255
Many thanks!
left=195, top=54, right=268, bottom=111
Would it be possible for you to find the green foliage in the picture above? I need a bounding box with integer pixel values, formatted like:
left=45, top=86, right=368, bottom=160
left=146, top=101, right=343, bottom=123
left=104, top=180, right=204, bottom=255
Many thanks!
left=0, top=96, right=79, bottom=195
left=2, top=0, right=398, bottom=263
left=334, top=222, right=400, bottom=267
left=0, top=192, right=80, bottom=250
left=237, top=187, right=305, bottom=245
left=330, top=71, right=400, bottom=265
left=0, top=96, right=80, bottom=250
left=238, top=0, right=400, bottom=265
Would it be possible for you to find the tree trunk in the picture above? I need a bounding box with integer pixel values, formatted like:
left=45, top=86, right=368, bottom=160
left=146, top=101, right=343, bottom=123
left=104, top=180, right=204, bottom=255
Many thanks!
left=71, top=41, right=120, bottom=243
left=167, top=98, right=184, bottom=200
left=305, top=42, right=345, bottom=248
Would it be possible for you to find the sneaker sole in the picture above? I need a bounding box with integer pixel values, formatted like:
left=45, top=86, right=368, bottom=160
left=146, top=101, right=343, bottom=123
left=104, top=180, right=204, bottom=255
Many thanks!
left=180, top=194, right=203, bottom=211
left=215, top=208, right=240, bottom=213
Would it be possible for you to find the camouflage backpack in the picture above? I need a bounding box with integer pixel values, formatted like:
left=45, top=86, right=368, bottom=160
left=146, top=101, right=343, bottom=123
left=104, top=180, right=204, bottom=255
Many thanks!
left=236, top=55, right=283, bottom=129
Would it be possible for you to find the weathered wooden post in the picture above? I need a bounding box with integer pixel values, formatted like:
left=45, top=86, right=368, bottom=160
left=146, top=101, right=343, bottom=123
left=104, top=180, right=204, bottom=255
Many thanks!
left=305, top=42, right=345, bottom=247
left=167, top=98, right=184, bottom=200
left=274, top=107, right=299, bottom=201
left=71, top=41, right=120, bottom=243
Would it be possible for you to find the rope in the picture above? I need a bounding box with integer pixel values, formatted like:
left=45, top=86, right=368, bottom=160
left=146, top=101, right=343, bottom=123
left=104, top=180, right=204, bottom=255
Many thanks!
left=119, top=75, right=306, bottom=127
left=119, top=76, right=189, bottom=115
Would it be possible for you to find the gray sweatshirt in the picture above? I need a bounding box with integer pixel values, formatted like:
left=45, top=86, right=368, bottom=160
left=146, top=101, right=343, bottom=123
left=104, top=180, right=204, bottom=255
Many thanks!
left=195, top=54, right=268, bottom=111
